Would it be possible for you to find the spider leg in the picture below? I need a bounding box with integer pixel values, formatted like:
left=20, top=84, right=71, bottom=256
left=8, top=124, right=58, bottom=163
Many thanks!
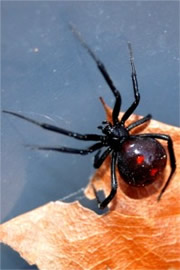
left=127, top=114, right=152, bottom=131
left=92, top=151, right=118, bottom=209
left=94, top=147, right=112, bottom=168
left=70, top=24, right=121, bottom=125
left=3, top=110, right=104, bottom=141
left=121, top=43, right=140, bottom=125
left=26, top=142, right=103, bottom=155
left=138, top=133, right=176, bottom=201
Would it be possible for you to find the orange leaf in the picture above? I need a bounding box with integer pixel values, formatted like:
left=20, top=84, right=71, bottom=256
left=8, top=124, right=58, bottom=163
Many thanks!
left=0, top=100, right=179, bottom=270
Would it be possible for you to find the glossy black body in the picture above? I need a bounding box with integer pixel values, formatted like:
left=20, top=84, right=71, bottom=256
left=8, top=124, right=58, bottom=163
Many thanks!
left=3, top=25, right=176, bottom=209
left=117, top=137, right=167, bottom=186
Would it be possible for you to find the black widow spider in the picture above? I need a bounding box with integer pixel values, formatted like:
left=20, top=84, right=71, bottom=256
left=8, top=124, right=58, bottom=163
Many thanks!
left=3, top=25, right=176, bottom=209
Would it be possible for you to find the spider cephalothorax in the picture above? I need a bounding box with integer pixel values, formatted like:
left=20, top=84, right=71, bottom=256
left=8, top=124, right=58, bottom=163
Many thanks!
left=3, top=25, right=176, bottom=209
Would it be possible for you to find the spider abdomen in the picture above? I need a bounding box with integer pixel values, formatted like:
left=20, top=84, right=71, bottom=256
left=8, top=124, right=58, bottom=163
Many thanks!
left=117, top=137, right=167, bottom=186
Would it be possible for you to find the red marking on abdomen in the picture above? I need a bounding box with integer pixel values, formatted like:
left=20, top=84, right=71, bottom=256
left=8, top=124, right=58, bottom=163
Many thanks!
left=136, top=155, right=145, bottom=165
left=150, top=168, right=158, bottom=176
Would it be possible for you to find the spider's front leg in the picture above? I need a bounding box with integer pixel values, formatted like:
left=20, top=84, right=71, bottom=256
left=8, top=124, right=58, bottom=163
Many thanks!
left=92, top=151, right=118, bottom=209
left=121, top=43, right=140, bottom=125
left=70, top=24, right=121, bottom=125
left=26, top=142, right=103, bottom=155
left=2, top=110, right=104, bottom=142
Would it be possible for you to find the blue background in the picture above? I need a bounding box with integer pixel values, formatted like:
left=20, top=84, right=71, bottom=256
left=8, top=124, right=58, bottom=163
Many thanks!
left=1, top=1, right=179, bottom=269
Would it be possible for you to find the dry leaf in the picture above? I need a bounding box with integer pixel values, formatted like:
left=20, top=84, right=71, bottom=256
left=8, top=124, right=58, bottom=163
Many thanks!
left=0, top=100, right=180, bottom=270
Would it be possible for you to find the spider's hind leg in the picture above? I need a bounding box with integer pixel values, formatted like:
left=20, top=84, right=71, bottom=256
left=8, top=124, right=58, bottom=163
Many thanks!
left=93, top=147, right=112, bottom=169
left=127, top=114, right=152, bottom=131
left=92, top=151, right=118, bottom=209
left=138, top=133, right=176, bottom=201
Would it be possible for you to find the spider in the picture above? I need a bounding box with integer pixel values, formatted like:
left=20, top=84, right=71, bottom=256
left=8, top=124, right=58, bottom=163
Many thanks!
left=3, top=25, right=176, bottom=209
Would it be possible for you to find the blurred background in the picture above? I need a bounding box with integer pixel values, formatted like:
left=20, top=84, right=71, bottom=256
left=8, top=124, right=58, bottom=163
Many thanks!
left=1, top=1, right=179, bottom=269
